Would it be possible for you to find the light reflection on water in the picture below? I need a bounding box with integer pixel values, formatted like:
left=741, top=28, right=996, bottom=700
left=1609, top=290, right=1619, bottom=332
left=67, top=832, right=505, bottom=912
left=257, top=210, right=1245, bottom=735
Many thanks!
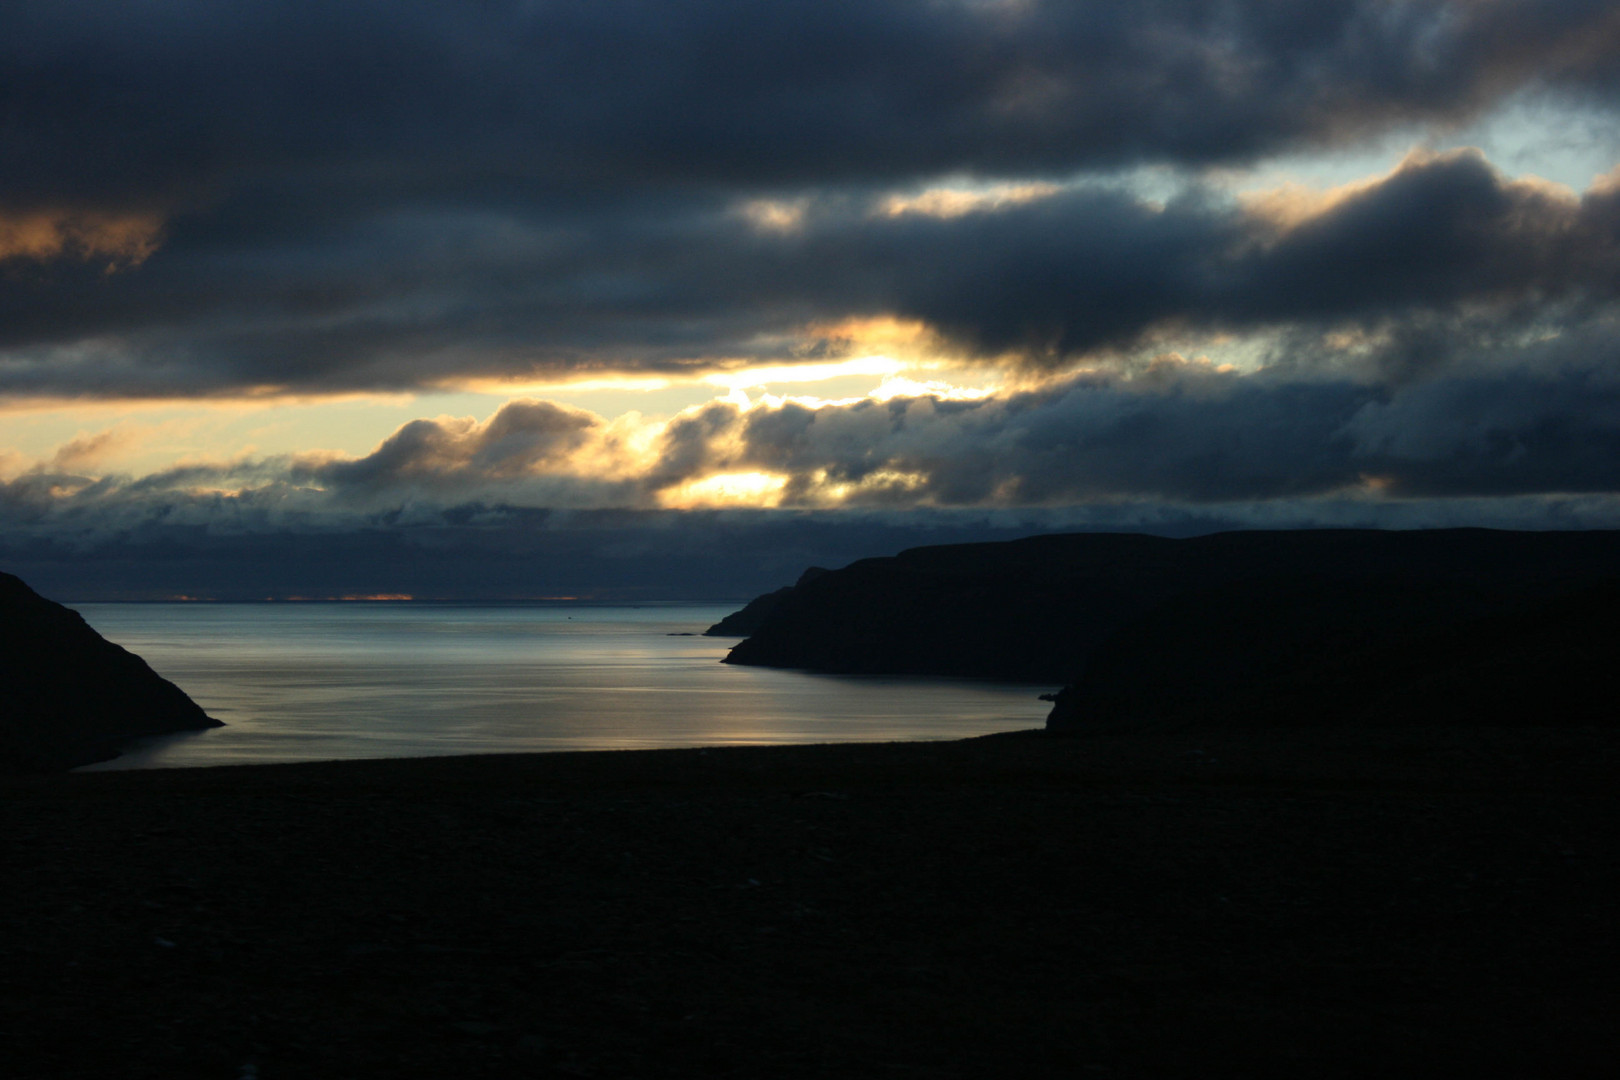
left=74, top=603, right=1050, bottom=770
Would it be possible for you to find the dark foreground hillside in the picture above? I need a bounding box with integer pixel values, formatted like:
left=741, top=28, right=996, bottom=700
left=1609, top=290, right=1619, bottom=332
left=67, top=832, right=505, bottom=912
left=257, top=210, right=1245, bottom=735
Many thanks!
left=3, top=727, right=1616, bottom=1078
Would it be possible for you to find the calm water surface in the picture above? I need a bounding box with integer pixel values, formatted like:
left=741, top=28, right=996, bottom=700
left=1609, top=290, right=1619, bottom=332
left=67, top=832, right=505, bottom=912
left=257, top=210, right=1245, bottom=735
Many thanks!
left=75, top=603, right=1049, bottom=770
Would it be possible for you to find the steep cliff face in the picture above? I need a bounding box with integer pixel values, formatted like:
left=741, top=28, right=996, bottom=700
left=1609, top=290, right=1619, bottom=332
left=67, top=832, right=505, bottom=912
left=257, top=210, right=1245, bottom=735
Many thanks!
left=1, top=573, right=221, bottom=772
left=716, top=529, right=1620, bottom=726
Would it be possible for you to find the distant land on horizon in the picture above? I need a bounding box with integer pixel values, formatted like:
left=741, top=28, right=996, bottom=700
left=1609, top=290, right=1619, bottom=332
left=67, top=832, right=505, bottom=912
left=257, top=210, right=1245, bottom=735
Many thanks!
left=21, top=513, right=1620, bottom=607
left=1, top=513, right=1100, bottom=604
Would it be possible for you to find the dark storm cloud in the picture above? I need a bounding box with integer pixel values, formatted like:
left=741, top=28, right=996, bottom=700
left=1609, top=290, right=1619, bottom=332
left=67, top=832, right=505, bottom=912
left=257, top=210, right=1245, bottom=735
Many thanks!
left=5, top=2, right=1620, bottom=396
left=853, top=149, right=1620, bottom=361
left=8, top=0, right=1618, bottom=208
left=5, top=147, right=1620, bottom=397
left=1341, top=368, right=1620, bottom=495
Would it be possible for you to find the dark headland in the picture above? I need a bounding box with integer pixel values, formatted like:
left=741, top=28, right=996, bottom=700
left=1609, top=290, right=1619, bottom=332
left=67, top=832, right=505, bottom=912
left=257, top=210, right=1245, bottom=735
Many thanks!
left=713, top=528, right=1620, bottom=731
left=2, top=532, right=1616, bottom=1076
left=0, top=571, right=221, bottom=773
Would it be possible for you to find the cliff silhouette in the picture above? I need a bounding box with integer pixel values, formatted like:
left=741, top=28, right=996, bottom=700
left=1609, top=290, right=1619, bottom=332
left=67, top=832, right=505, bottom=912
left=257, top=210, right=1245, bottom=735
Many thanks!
left=704, top=566, right=829, bottom=637
left=1, top=572, right=221, bottom=772
left=714, top=529, right=1620, bottom=728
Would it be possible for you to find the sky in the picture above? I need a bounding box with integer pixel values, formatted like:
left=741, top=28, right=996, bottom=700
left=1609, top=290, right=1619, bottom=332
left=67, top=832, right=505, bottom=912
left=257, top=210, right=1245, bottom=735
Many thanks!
left=5, top=0, right=1620, bottom=599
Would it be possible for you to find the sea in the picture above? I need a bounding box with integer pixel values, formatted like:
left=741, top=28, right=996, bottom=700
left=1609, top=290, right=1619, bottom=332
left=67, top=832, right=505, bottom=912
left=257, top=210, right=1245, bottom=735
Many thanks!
left=74, top=602, right=1051, bottom=771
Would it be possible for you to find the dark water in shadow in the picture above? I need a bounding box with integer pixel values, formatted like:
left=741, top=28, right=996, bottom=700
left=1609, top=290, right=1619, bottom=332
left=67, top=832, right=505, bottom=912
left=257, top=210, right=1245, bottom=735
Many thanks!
left=75, top=603, right=1049, bottom=770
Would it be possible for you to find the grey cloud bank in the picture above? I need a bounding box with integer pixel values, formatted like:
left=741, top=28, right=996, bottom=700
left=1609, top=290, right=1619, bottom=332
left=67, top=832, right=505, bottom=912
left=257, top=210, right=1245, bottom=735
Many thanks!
left=8, top=363, right=1620, bottom=551
left=293, top=364, right=1620, bottom=505
left=10, top=1, right=1617, bottom=203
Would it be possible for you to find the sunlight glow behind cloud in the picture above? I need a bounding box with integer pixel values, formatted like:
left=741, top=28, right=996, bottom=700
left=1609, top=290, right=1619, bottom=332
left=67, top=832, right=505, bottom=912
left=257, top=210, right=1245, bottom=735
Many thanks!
left=878, top=181, right=1063, bottom=218
left=659, top=470, right=789, bottom=508
left=702, top=356, right=905, bottom=390
left=0, top=208, right=165, bottom=268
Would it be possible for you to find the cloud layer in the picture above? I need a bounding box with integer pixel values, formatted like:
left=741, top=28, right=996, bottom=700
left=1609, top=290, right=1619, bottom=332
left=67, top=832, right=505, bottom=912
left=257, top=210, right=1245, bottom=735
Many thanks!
left=10, top=352, right=1620, bottom=528
left=3, top=2, right=1619, bottom=397
left=5, top=1, right=1620, bottom=596
left=9, top=1, right=1620, bottom=202
left=4, top=146, right=1620, bottom=399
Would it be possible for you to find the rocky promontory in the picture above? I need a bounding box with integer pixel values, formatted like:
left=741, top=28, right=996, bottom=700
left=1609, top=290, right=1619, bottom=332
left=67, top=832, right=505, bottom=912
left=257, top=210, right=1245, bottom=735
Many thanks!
left=1, top=572, right=221, bottom=772
left=716, top=529, right=1620, bottom=728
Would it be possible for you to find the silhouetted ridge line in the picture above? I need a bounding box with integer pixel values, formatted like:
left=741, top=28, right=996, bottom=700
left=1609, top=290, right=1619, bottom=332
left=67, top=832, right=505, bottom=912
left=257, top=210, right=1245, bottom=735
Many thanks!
left=713, top=529, right=1620, bottom=727
left=0, top=572, right=221, bottom=772
left=704, top=566, right=829, bottom=637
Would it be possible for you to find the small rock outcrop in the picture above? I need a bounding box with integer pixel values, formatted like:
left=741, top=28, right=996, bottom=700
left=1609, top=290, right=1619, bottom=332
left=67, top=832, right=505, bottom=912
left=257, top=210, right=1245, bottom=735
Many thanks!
left=1, top=572, right=221, bottom=772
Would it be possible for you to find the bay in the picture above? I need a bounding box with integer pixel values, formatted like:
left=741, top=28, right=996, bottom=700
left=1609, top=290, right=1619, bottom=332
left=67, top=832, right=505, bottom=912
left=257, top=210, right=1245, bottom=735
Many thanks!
left=74, top=603, right=1050, bottom=770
